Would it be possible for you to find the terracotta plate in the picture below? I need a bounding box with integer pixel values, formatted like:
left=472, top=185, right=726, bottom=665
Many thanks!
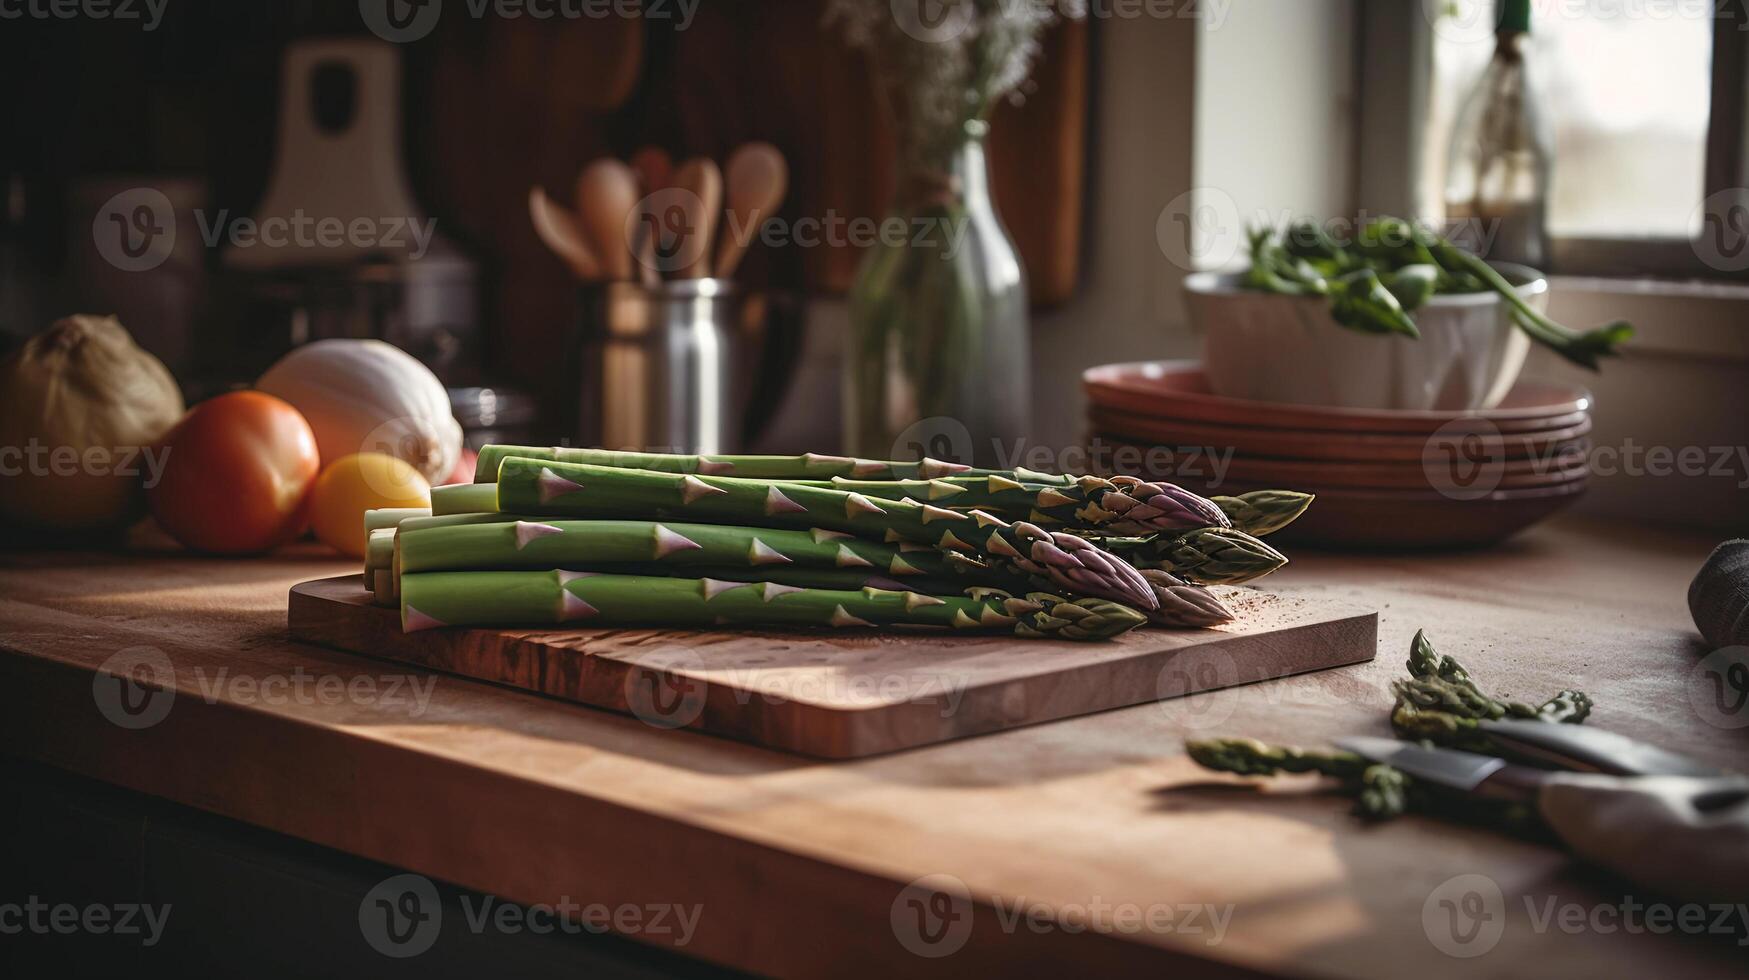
left=1087, top=407, right=1593, bottom=463
left=1087, top=433, right=1590, bottom=491
left=1083, top=360, right=1592, bottom=435
left=1206, top=480, right=1589, bottom=550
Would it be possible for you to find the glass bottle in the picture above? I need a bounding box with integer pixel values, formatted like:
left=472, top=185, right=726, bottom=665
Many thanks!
left=845, top=120, right=1029, bottom=466
left=1444, top=0, right=1551, bottom=270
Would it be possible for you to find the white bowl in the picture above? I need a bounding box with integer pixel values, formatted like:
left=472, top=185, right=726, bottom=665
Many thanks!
left=1188, top=264, right=1548, bottom=411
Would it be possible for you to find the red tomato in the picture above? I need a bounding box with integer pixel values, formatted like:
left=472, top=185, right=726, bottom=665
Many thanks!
left=147, top=391, right=320, bottom=555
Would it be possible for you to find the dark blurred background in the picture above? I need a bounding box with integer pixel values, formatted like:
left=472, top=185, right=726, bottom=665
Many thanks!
left=0, top=0, right=1086, bottom=445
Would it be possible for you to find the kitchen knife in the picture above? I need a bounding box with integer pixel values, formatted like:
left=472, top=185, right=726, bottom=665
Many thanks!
left=1475, top=718, right=1729, bottom=778
left=1334, top=736, right=1552, bottom=803
left=1336, top=735, right=1749, bottom=904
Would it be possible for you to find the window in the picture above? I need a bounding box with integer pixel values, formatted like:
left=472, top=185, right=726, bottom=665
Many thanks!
left=1383, top=0, right=1749, bottom=278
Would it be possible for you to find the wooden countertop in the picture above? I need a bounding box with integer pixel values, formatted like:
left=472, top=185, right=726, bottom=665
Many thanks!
left=1, top=517, right=1742, bottom=976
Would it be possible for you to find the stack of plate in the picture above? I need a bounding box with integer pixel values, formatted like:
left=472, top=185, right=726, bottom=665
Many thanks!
left=1082, top=361, right=1593, bottom=549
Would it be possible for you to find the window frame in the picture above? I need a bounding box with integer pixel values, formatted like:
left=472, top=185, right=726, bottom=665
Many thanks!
left=1360, top=0, right=1749, bottom=281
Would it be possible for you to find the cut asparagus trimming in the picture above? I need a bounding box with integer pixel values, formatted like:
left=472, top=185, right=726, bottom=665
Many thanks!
left=494, top=457, right=1160, bottom=611
left=471, top=445, right=1072, bottom=486
left=784, top=473, right=1230, bottom=535
left=400, top=570, right=1147, bottom=641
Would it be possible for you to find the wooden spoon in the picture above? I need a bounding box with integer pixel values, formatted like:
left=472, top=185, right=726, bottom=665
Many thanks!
left=670, top=157, right=723, bottom=280
left=715, top=142, right=788, bottom=279
left=527, top=186, right=601, bottom=280
left=575, top=158, right=641, bottom=281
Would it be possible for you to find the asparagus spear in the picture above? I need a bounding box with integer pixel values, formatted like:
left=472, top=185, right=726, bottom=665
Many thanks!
left=1211, top=491, right=1314, bottom=537
left=366, top=507, right=432, bottom=534
left=1095, top=527, right=1289, bottom=585
left=1186, top=738, right=1407, bottom=821
left=364, top=527, right=395, bottom=590
left=785, top=473, right=1230, bottom=536
left=472, top=445, right=1071, bottom=486
left=1137, top=569, right=1236, bottom=628
left=399, top=519, right=966, bottom=580
left=494, top=457, right=1160, bottom=611
left=941, top=553, right=1236, bottom=629
left=399, top=570, right=1147, bottom=641
left=431, top=482, right=499, bottom=515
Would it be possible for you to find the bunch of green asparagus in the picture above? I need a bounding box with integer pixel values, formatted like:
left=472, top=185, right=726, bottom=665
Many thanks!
left=361, top=446, right=1315, bottom=641
left=1244, top=217, right=1633, bottom=369
left=1186, top=629, right=1593, bottom=824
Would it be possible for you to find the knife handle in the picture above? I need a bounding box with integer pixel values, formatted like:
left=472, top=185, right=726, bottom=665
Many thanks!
left=1475, top=762, right=1550, bottom=804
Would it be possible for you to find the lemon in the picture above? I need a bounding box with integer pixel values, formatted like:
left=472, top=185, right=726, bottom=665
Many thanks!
left=309, top=452, right=431, bottom=558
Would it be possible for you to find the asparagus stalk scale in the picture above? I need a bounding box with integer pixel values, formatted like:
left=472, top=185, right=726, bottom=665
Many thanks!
left=400, top=570, right=1147, bottom=641
left=472, top=445, right=1071, bottom=486
left=494, top=457, right=1160, bottom=611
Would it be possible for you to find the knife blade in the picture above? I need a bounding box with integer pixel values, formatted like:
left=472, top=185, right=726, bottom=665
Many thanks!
left=1475, top=718, right=1728, bottom=779
left=1334, top=736, right=1551, bottom=804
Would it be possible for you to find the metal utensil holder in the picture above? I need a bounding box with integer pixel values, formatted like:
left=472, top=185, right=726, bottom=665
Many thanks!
left=572, top=279, right=737, bottom=455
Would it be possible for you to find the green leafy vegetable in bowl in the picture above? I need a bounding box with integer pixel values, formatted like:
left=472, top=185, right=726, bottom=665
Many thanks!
left=1243, top=216, right=1633, bottom=370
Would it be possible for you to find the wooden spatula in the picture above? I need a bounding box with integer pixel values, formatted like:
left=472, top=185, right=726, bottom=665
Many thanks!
left=575, top=158, right=641, bottom=282
left=715, top=142, right=788, bottom=279
left=671, top=157, right=724, bottom=280
left=527, top=186, right=601, bottom=280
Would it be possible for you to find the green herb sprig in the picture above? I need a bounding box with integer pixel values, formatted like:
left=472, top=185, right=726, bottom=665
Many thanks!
left=1243, top=217, right=1633, bottom=369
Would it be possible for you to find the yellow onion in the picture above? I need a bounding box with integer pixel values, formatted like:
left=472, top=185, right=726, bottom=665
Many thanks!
left=0, top=315, right=185, bottom=531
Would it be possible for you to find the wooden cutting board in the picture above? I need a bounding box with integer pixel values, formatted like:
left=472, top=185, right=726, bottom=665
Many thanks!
left=288, top=576, right=1375, bottom=758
